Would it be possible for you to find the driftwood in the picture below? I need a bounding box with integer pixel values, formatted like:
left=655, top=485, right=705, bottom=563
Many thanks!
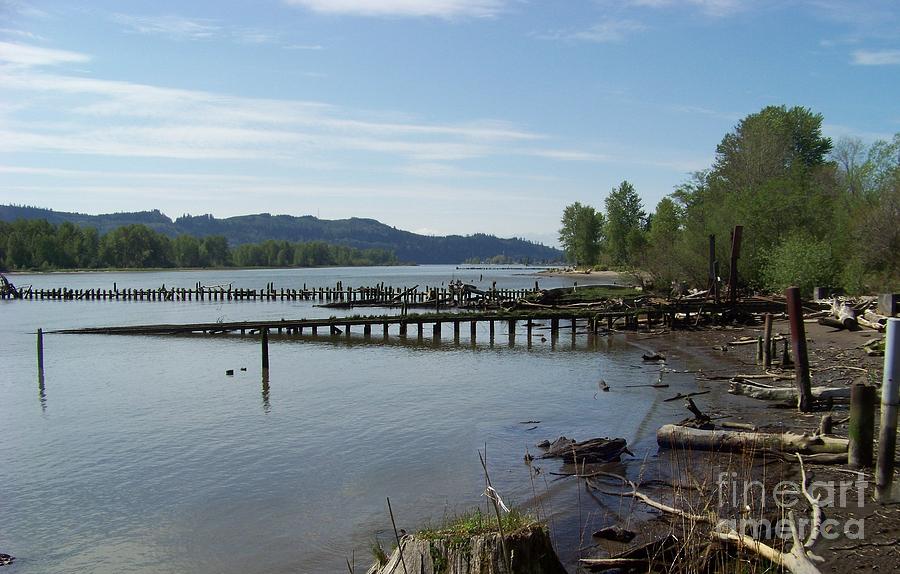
left=656, top=424, right=849, bottom=455
left=585, top=456, right=827, bottom=574
left=720, top=421, right=758, bottom=431
left=729, top=380, right=852, bottom=401
left=830, top=298, right=858, bottom=329
left=663, top=390, right=710, bottom=402
left=539, top=436, right=632, bottom=463
left=580, top=535, right=678, bottom=572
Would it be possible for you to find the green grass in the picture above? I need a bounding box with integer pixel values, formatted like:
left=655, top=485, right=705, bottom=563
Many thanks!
left=416, top=508, right=537, bottom=544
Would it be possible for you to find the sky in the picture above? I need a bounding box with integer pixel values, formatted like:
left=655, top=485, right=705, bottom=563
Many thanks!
left=0, top=1, right=898, bottom=246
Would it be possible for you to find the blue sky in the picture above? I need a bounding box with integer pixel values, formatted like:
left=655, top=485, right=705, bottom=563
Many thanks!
left=1, top=0, right=898, bottom=246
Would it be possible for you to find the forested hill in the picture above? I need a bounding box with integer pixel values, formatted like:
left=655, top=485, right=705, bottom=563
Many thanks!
left=0, top=206, right=562, bottom=264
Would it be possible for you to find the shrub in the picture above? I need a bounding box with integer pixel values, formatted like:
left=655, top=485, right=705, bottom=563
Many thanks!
left=762, top=233, right=837, bottom=295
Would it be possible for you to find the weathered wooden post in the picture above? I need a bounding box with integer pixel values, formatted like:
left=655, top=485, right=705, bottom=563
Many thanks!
left=727, top=225, right=743, bottom=305
left=36, top=328, right=44, bottom=372
left=363, top=324, right=371, bottom=339
left=762, top=313, right=773, bottom=368
left=432, top=321, right=441, bottom=341
left=876, top=318, right=899, bottom=502
left=848, top=383, right=876, bottom=468
left=785, top=287, right=814, bottom=412
left=470, top=320, right=476, bottom=343
left=508, top=319, right=515, bottom=343
left=261, top=328, right=269, bottom=374
left=489, top=320, right=495, bottom=344
left=756, top=336, right=764, bottom=364
left=453, top=320, right=460, bottom=343
left=707, top=234, right=716, bottom=300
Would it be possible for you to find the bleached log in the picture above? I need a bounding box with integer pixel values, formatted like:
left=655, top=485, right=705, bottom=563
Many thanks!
left=729, top=380, right=851, bottom=401
left=831, top=298, right=858, bottom=329
left=656, top=424, right=849, bottom=455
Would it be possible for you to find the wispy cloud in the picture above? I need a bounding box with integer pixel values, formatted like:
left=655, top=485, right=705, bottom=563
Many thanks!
left=0, top=41, right=89, bottom=66
left=283, top=0, right=506, bottom=18
left=626, top=0, right=745, bottom=17
left=0, top=42, right=612, bottom=169
left=284, top=43, right=325, bottom=50
left=110, top=13, right=309, bottom=48
left=0, top=28, right=45, bottom=41
left=549, top=18, right=647, bottom=43
left=851, top=49, right=900, bottom=65
left=0, top=0, right=49, bottom=19
left=112, top=13, right=220, bottom=40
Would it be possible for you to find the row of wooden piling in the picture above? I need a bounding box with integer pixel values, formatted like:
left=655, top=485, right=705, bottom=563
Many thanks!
left=3, top=282, right=537, bottom=303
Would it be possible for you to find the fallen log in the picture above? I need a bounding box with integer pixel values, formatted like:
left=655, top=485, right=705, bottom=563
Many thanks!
left=656, top=424, right=849, bottom=455
left=729, top=380, right=852, bottom=401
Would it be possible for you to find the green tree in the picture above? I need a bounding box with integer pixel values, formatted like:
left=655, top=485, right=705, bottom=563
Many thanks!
left=644, top=197, right=683, bottom=286
left=604, top=181, right=645, bottom=266
left=558, top=202, right=603, bottom=267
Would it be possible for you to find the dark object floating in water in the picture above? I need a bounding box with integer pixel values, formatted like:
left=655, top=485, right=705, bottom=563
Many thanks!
left=642, top=352, right=666, bottom=361
left=225, top=369, right=234, bottom=376
left=240, top=367, right=247, bottom=371
left=519, top=420, right=541, bottom=424
left=592, top=526, right=636, bottom=542
left=0, top=553, right=15, bottom=566
left=599, top=379, right=610, bottom=392
left=538, top=436, right=633, bottom=463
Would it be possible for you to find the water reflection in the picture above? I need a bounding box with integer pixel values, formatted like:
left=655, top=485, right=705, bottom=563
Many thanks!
left=37, top=366, right=46, bottom=413
left=37, top=329, right=46, bottom=412
left=261, top=373, right=270, bottom=414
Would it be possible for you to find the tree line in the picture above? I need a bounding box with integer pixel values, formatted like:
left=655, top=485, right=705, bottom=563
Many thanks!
left=0, top=219, right=399, bottom=270
left=559, top=105, right=899, bottom=295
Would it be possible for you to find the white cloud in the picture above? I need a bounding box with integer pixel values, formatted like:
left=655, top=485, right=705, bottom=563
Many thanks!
left=283, top=0, right=505, bottom=18
left=0, top=41, right=89, bottom=66
left=851, top=49, right=900, bottom=65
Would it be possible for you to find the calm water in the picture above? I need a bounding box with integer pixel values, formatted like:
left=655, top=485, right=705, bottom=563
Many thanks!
left=1, top=266, right=705, bottom=573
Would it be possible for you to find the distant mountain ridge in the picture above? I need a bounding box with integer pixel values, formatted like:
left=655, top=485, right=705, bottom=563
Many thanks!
left=0, top=205, right=563, bottom=264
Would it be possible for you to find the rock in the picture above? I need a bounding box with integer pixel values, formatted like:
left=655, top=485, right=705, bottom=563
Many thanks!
left=0, top=553, right=14, bottom=566
left=225, top=369, right=234, bottom=376
left=592, top=526, right=636, bottom=542
left=541, top=436, right=632, bottom=463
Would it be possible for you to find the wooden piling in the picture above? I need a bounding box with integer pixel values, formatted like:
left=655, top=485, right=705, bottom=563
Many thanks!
left=762, top=313, right=773, bottom=368
left=848, top=383, right=876, bottom=468
left=876, top=318, right=899, bottom=502
left=37, top=328, right=44, bottom=372
left=261, top=328, right=269, bottom=373
left=727, top=225, right=743, bottom=305
left=785, top=287, right=813, bottom=412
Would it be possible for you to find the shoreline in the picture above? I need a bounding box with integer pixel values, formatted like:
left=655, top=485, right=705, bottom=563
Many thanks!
left=558, top=318, right=898, bottom=573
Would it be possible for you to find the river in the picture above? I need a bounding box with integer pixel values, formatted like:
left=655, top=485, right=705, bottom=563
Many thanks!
left=1, top=265, right=703, bottom=573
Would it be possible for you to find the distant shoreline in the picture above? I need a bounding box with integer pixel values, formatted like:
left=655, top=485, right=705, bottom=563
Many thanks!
left=3, top=263, right=416, bottom=275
